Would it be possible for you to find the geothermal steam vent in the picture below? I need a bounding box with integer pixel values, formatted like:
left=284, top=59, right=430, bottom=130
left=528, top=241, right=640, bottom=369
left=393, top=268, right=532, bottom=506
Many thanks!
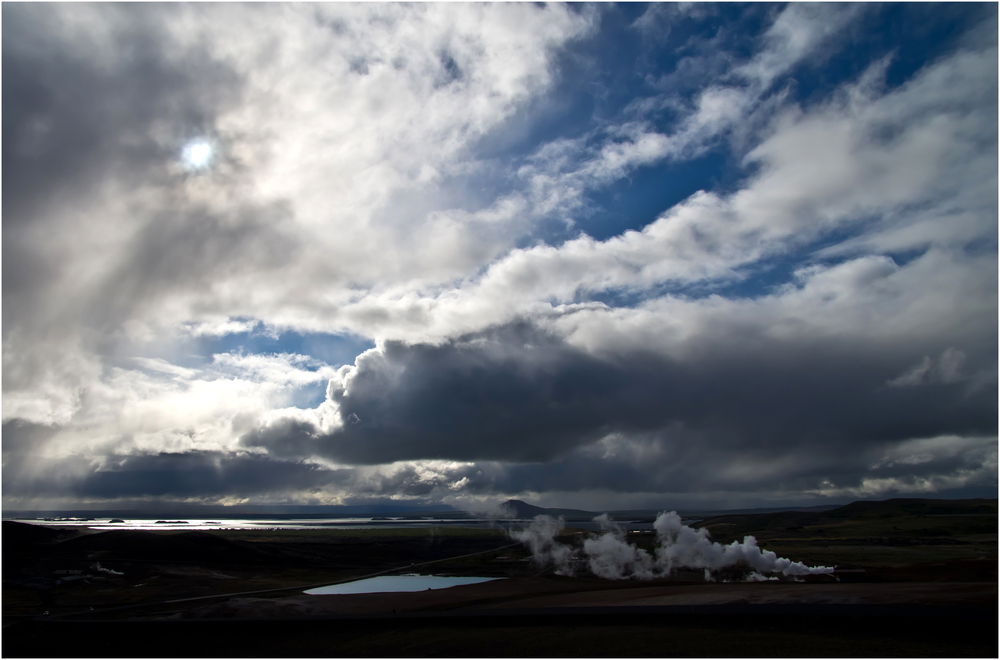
left=512, top=512, right=834, bottom=580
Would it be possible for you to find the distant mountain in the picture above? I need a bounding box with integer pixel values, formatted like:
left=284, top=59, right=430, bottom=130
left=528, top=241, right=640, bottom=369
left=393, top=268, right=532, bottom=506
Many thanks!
left=495, top=500, right=597, bottom=520
left=491, top=500, right=851, bottom=521
left=492, top=500, right=854, bottom=521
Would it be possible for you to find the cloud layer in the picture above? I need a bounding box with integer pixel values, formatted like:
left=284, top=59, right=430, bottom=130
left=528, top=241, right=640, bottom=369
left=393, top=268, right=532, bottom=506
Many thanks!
left=3, top=4, right=996, bottom=510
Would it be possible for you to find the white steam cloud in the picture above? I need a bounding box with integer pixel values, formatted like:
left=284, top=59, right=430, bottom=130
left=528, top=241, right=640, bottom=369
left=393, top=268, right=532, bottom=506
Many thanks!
left=509, top=515, right=577, bottom=576
left=512, top=512, right=834, bottom=581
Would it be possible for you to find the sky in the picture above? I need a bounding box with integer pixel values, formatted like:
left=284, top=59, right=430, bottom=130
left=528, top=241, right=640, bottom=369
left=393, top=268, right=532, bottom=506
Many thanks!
left=3, top=3, right=997, bottom=513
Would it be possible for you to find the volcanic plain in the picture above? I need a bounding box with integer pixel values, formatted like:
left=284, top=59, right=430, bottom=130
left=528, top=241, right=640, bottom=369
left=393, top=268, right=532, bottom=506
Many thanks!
left=3, top=497, right=996, bottom=657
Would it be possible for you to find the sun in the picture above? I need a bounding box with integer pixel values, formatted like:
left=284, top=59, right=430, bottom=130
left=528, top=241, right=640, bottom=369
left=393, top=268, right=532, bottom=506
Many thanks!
left=181, top=139, right=214, bottom=172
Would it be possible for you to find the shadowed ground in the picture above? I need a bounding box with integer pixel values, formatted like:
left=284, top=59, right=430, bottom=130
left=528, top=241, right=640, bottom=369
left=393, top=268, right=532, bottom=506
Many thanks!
left=3, top=498, right=996, bottom=657
left=4, top=606, right=997, bottom=658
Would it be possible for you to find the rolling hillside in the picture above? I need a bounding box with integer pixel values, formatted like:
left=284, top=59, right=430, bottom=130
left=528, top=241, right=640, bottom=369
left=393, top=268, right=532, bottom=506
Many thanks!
left=694, top=498, right=997, bottom=543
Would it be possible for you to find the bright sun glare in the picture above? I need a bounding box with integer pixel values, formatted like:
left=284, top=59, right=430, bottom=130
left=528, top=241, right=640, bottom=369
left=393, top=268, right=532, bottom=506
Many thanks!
left=181, top=139, right=213, bottom=171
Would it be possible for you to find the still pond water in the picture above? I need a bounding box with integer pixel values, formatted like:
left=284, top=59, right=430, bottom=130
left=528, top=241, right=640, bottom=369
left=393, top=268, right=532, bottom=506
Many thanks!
left=304, top=574, right=502, bottom=595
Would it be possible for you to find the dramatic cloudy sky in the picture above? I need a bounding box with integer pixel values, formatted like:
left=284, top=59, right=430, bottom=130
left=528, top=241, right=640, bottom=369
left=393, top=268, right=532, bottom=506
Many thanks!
left=3, top=3, right=997, bottom=511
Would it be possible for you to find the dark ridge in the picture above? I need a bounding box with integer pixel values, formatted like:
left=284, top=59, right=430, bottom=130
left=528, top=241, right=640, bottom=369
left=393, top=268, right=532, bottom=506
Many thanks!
left=694, top=497, right=999, bottom=544
left=2, top=521, right=91, bottom=549
left=826, top=498, right=999, bottom=519
left=683, top=505, right=843, bottom=516
left=2, top=522, right=96, bottom=576
left=497, top=500, right=596, bottom=520
left=44, top=529, right=275, bottom=564
left=3, top=520, right=66, bottom=546
left=495, top=500, right=844, bottom=521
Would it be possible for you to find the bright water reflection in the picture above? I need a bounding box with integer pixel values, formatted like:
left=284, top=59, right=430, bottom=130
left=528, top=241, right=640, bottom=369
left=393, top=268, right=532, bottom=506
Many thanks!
left=5, top=517, right=493, bottom=531
left=304, top=574, right=502, bottom=595
left=5, top=517, right=665, bottom=532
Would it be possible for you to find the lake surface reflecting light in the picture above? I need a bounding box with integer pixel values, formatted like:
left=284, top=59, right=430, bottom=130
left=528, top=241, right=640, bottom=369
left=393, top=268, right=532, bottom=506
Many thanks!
left=304, top=574, right=502, bottom=595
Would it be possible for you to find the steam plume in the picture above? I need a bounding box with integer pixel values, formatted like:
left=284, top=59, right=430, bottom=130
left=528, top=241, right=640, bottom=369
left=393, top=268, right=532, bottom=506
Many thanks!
left=508, top=515, right=577, bottom=576
left=583, top=513, right=656, bottom=579
left=512, top=511, right=833, bottom=581
left=653, top=511, right=833, bottom=577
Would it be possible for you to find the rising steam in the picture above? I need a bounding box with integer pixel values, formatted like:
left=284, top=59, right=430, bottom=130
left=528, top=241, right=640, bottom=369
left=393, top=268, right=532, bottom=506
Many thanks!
left=511, top=512, right=833, bottom=581
left=509, top=515, right=577, bottom=575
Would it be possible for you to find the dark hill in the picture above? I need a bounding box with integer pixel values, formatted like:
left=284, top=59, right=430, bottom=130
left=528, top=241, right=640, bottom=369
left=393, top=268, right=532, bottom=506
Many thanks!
left=2, top=521, right=92, bottom=552
left=695, top=497, right=998, bottom=544
left=825, top=498, right=998, bottom=519
left=3, top=521, right=98, bottom=574
left=498, top=500, right=595, bottom=520
left=3, top=520, right=67, bottom=547
left=498, top=500, right=548, bottom=518
left=46, top=529, right=274, bottom=564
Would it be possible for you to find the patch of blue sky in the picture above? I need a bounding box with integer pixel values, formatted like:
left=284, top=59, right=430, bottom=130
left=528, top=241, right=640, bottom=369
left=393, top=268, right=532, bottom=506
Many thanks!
left=573, top=151, right=727, bottom=242
left=961, top=236, right=1000, bottom=260
left=192, top=326, right=375, bottom=370
left=466, top=4, right=988, bottom=274
left=467, top=8, right=760, bottom=235
left=634, top=5, right=978, bottom=135
left=636, top=3, right=774, bottom=73
left=113, top=324, right=363, bottom=409
left=553, top=6, right=989, bottom=249
left=572, top=256, right=802, bottom=308
left=116, top=323, right=375, bottom=375
left=709, top=240, right=951, bottom=301
left=472, top=52, right=597, bottom=163
left=784, top=4, right=989, bottom=110
left=585, top=219, right=991, bottom=310
left=474, top=4, right=732, bottom=164
left=290, top=382, right=330, bottom=410
left=870, top=4, right=992, bottom=88
left=573, top=220, right=943, bottom=308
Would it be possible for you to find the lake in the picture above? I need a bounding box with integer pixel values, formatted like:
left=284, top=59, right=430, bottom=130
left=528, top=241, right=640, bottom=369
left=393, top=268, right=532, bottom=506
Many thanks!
left=304, top=574, right=503, bottom=595
left=4, top=517, right=669, bottom=532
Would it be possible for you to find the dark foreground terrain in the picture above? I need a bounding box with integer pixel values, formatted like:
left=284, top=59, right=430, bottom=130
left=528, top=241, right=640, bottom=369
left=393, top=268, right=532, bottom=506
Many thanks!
left=3, top=497, right=997, bottom=657
left=6, top=605, right=997, bottom=658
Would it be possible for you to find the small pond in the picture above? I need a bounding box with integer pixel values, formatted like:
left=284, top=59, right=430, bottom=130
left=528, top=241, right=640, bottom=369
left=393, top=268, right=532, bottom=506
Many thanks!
left=304, top=574, right=503, bottom=595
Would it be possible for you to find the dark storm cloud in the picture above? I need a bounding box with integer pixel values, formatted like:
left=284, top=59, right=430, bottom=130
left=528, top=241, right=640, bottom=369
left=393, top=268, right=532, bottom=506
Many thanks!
left=5, top=449, right=481, bottom=501
left=73, top=452, right=331, bottom=499
left=242, top=320, right=996, bottom=475
left=3, top=450, right=340, bottom=500
left=470, top=430, right=997, bottom=498
left=324, top=323, right=661, bottom=462
left=242, top=419, right=321, bottom=461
